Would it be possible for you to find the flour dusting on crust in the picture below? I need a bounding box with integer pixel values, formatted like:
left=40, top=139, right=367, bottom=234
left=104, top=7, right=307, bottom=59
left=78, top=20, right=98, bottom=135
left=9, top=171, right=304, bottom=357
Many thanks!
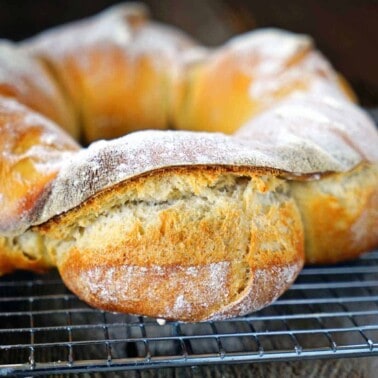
left=208, top=261, right=302, bottom=320
left=30, top=95, right=376, bottom=229
left=23, top=3, right=198, bottom=72
left=74, top=261, right=231, bottom=320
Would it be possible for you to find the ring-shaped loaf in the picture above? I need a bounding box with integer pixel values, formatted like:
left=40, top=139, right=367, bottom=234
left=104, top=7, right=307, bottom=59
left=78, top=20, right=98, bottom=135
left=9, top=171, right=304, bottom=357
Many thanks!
left=0, top=3, right=377, bottom=321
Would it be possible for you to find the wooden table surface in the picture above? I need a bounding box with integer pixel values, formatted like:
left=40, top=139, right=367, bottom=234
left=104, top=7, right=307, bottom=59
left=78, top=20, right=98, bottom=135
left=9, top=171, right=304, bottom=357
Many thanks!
left=0, top=1, right=377, bottom=376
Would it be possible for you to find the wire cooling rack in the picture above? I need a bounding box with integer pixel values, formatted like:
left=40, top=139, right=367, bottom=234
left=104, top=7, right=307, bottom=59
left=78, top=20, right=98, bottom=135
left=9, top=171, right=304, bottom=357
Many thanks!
left=1, top=249, right=378, bottom=376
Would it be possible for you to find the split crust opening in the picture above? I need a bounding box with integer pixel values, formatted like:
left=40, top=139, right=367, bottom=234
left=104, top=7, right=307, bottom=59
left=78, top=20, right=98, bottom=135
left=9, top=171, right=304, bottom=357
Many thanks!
left=4, top=166, right=304, bottom=320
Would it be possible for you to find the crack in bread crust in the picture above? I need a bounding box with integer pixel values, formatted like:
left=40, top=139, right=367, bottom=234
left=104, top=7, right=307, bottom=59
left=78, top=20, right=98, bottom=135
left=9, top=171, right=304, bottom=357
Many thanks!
left=33, top=166, right=304, bottom=321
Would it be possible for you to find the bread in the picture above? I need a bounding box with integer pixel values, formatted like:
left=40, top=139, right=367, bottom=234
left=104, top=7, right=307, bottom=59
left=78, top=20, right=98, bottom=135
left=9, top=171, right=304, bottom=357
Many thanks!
left=22, top=3, right=199, bottom=143
left=235, top=96, right=378, bottom=265
left=291, top=164, right=378, bottom=264
left=22, top=4, right=353, bottom=143
left=0, top=97, right=79, bottom=274
left=35, top=166, right=304, bottom=321
left=0, top=41, right=77, bottom=137
left=172, top=29, right=356, bottom=134
left=0, top=3, right=376, bottom=321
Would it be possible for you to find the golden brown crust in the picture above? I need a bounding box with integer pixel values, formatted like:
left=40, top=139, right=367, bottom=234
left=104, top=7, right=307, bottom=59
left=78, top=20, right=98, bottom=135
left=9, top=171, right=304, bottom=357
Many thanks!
left=0, top=41, right=77, bottom=137
left=0, top=97, right=78, bottom=275
left=0, top=97, right=79, bottom=236
left=59, top=256, right=303, bottom=321
left=23, top=4, right=198, bottom=143
left=291, top=163, right=378, bottom=264
left=172, top=32, right=355, bottom=134
left=35, top=166, right=304, bottom=321
left=22, top=8, right=354, bottom=143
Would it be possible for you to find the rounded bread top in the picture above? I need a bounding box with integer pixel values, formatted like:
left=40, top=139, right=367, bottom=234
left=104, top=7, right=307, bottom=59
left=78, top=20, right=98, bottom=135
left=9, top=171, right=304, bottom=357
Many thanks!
left=30, top=95, right=378, bottom=232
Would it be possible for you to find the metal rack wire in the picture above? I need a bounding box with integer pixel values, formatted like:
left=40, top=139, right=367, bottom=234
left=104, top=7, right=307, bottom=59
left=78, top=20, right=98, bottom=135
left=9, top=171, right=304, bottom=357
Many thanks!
left=1, top=249, right=378, bottom=376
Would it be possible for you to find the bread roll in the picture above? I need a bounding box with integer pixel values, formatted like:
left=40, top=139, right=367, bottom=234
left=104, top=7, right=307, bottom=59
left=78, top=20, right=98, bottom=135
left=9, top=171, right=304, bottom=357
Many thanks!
left=23, top=5, right=353, bottom=142
left=23, top=3, right=199, bottom=143
left=16, top=93, right=377, bottom=319
left=291, top=164, right=378, bottom=264
left=172, top=28, right=356, bottom=134
left=36, top=166, right=304, bottom=321
left=0, top=97, right=79, bottom=274
left=0, top=4, right=376, bottom=321
left=0, top=41, right=77, bottom=137
left=236, top=96, right=378, bottom=265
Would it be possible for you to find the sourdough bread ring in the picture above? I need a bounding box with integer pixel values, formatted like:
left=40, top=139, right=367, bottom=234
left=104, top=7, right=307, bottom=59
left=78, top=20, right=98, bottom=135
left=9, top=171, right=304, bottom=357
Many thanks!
left=0, top=4, right=377, bottom=321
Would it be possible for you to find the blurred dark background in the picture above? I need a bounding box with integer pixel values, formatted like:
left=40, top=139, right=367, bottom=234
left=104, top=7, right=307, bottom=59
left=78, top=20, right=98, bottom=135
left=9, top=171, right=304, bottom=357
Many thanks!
left=0, top=0, right=377, bottom=106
